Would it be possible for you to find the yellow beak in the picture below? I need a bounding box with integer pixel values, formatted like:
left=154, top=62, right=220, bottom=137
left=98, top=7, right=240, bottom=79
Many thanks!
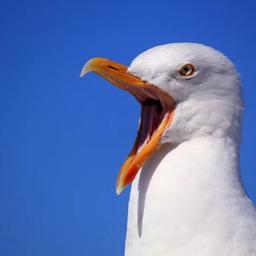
left=81, top=58, right=175, bottom=194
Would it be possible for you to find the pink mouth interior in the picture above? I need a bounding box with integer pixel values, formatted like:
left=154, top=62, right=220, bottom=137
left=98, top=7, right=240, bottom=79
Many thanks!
left=133, top=99, right=165, bottom=153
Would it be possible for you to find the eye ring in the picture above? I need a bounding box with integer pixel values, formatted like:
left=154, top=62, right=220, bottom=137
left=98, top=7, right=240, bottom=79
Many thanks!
left=179, top=63, right=195, bottom=77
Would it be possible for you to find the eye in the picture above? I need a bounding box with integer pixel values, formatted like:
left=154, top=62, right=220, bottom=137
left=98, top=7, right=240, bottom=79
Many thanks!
left=179, top=63, right=195, bottom=77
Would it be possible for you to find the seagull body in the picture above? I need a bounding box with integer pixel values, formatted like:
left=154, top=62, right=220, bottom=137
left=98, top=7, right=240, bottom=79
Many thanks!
left=81, top=43, right=256, bottom=255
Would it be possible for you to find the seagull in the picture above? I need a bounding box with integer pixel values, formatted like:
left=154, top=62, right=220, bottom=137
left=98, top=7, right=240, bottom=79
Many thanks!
left=80, top=43, right=256, bottom=256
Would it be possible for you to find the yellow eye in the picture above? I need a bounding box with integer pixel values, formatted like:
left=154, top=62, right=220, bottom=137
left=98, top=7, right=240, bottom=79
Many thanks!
left=179, top=63, right=195, bottom=77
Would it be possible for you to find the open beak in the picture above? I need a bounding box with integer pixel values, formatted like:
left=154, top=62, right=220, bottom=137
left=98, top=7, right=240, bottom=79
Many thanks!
left=80, top=58, right=176, bottom=194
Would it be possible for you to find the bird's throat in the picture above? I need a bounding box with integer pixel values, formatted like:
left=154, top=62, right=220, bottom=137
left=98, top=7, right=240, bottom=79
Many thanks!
left=124, top=136, right=248, bottom=256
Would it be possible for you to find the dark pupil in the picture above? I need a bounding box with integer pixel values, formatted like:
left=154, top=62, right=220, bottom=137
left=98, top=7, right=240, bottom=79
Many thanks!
left=183, top=66, right=189, bottom=72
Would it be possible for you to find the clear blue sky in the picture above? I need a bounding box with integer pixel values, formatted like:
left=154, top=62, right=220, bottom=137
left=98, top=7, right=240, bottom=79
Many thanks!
left=1, top=0, right=256, bottom=255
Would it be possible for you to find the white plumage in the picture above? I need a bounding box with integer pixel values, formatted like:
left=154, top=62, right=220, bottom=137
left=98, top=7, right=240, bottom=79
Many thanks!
left=124, top=43, right=256, bottom=256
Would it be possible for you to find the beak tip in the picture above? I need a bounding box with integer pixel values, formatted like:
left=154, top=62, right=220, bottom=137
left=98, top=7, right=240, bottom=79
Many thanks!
left=116, top=182, right=125, bottom=195
left=116, top=187, right=122, bottom=196
left=80, top=59, right=95, bottom=78
left=80, top=65, right=88, bottom=78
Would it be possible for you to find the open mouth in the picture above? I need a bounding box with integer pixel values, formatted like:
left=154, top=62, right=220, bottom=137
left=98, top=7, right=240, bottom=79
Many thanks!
left=135, top=99, right=163, bottom=153
left=80, top=58, right=175, bottom=194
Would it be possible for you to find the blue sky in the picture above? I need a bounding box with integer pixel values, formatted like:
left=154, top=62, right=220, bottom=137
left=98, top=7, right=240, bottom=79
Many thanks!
left=1, top=0, right=256, bottom=255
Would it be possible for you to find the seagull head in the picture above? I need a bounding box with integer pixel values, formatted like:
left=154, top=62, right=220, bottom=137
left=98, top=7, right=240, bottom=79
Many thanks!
left=80, top=43, right=243, bottom=194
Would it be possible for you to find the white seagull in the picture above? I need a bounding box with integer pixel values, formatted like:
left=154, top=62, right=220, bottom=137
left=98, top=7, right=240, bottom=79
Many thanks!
left=81, top=43, right=256, bottom=256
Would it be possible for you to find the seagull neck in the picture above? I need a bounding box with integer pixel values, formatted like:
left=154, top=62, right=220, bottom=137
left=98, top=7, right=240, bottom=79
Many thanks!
left=125, top=136, right=248, bottom=255
left=136, top=135, right=243, bottom=202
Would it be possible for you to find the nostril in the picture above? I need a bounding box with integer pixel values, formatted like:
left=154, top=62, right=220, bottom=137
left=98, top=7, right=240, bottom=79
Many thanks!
left=108, top=65, right=119, bottom=71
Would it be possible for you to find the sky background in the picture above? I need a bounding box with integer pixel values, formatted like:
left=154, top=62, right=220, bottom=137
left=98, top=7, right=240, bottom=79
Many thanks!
left=1, top=0, right=256, bottom=255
